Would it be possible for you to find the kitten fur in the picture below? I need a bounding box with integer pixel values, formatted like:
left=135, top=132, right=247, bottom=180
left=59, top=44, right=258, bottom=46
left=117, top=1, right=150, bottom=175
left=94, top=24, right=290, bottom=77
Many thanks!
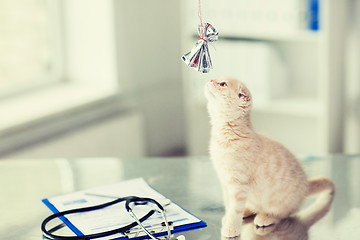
left=204, top=77, right=334, bottom=238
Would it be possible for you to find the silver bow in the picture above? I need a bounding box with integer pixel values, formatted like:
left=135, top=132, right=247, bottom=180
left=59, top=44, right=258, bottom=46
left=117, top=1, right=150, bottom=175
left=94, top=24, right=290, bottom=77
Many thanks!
left=182, top=23, right=218, bottom=73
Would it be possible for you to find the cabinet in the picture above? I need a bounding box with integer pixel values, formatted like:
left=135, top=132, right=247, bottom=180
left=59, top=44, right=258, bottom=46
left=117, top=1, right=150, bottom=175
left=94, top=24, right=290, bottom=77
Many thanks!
left=181, top=0, right=348, bottom=155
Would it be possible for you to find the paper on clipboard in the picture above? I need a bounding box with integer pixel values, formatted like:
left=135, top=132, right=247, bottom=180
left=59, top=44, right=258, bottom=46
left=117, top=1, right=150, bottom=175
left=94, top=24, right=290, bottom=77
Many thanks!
left=42, top=178, right=206, bottom=239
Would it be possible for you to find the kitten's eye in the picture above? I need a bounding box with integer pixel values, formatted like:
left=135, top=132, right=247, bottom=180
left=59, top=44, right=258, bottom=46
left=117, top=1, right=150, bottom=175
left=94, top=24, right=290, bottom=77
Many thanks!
left=219, top=82, right=227, bottom=87
left=238, top=93, right=243, bottom=98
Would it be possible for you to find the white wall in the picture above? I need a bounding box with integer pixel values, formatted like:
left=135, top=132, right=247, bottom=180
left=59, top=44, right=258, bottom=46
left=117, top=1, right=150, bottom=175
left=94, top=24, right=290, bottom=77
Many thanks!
left=113, top=0, right=186, bottom=156
left=344, top=0, right=360, bottom=153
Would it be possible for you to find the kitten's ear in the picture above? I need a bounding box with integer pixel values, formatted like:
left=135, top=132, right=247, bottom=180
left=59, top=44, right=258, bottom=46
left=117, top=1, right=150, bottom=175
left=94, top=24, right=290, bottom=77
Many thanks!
left=238, top=87, right=251, bottom=102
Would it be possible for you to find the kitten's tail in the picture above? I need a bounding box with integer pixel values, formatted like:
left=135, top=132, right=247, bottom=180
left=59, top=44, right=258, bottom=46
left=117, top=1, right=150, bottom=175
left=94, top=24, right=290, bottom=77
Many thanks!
left=296, top=178, right=335, bottom=228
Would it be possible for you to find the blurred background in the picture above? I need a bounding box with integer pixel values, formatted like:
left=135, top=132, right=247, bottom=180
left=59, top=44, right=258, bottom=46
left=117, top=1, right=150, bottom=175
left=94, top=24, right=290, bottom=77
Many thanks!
left=0, top=0, right=359, bottom=158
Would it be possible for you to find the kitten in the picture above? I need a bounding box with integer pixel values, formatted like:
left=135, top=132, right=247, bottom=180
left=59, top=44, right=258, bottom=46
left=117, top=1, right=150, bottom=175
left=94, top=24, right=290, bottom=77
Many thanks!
left=204, top=77, right=335, bottom=238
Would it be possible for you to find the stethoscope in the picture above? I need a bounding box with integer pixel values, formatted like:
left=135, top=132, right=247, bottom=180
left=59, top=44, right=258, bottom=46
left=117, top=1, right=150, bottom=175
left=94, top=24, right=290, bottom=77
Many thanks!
left=41, top=196, right=173, bottom=240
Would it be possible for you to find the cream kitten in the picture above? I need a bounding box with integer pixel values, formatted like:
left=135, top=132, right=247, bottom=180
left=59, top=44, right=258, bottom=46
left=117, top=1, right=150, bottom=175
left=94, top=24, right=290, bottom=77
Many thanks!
left=204, top=77, right=334, bottom=238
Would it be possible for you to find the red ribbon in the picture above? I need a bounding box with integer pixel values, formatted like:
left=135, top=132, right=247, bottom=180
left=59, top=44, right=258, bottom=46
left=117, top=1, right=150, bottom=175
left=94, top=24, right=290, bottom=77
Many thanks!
left=198, top=0, right=205, bottom=39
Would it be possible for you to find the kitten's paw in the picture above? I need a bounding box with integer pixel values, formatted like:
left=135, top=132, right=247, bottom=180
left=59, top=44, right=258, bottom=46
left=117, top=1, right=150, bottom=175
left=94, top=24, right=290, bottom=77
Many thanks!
left=221, top=226, right=241, bottom=238
left=253, top=213, right=278, bottom=236
left=254, top=213, right=279, bottom=227
left=221, top=218, right=241, bottom=238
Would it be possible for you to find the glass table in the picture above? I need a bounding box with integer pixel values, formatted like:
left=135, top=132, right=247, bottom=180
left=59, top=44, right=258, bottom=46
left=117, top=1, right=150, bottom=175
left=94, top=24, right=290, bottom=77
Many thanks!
left=1, top=155, right=359, bottom=239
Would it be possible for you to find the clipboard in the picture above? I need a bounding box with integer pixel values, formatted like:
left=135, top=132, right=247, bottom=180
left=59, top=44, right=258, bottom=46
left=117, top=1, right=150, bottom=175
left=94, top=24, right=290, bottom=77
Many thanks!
left=42, top=178, right=207, bottom=239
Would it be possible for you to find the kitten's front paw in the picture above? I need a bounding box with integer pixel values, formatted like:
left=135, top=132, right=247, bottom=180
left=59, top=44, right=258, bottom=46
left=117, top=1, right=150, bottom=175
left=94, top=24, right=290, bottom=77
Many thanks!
left=221, top=227, right=241, bottom=238
left=221, top=218, right=241, bottom=238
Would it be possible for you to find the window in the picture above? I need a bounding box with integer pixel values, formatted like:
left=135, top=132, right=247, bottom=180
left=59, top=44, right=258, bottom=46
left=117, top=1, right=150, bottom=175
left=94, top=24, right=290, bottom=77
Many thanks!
left=0, top=0, right=61, bottom=97
left=0, top=0, right=119, bottom=153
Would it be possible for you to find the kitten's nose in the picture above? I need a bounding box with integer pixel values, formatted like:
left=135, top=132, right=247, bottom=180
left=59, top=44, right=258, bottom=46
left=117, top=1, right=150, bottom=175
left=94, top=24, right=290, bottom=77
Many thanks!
left=210, top=79, right=216, bottom=83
